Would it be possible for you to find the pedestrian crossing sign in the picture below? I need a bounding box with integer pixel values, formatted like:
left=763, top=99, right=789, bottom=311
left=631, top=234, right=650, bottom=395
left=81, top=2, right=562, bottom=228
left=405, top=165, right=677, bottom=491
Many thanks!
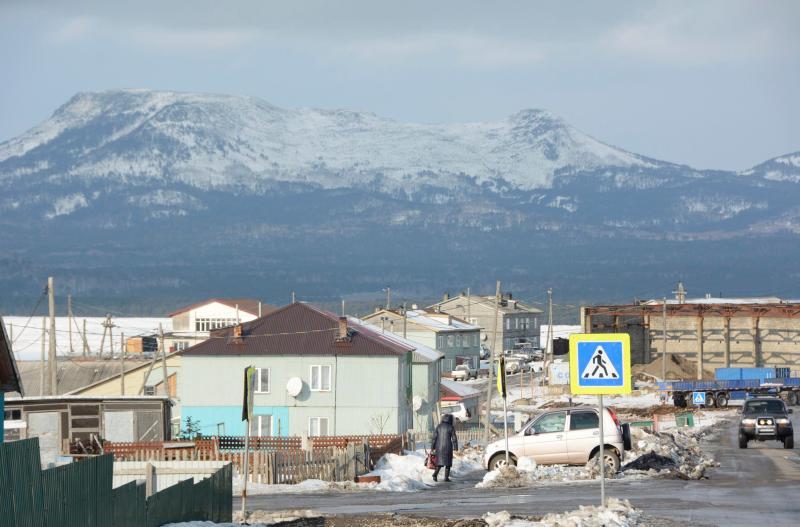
left=569, top=333, right=631, bottom=395
left=692, top=391, right=706, bottom=406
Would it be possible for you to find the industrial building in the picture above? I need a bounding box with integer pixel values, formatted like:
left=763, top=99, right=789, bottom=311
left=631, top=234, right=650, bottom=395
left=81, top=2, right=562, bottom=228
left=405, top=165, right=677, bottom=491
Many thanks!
left=582, top=295, right=800, bottom=379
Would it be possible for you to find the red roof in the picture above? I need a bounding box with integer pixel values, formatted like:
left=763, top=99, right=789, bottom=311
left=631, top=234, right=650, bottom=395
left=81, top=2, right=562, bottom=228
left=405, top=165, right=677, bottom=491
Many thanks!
left=182, top=303, right=414, bottom=358
left=168, top=298, right=274, bottom=318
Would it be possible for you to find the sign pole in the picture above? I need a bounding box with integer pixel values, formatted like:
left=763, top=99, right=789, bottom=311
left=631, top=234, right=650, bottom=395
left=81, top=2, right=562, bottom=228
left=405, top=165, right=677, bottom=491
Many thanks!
left=241, top=365, right=256, bottom=516
left=598, top=393, right=605, bottom=508
left=502, top=394, right=509, bottom=464
left=241, top=421, right=250, bottom=514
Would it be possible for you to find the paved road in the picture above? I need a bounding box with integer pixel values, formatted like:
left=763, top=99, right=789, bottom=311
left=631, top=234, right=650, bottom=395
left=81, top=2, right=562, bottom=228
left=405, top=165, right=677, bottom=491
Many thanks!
left=239, top=413, right=800, bottom=525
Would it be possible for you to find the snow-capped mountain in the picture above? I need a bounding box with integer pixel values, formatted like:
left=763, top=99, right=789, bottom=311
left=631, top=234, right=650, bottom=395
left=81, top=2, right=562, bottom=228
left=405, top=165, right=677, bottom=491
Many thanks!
left=741, top=151, right=800, bottom=183
left=0, top=89, right=674, bottom=194
left=0, top=89, right=798, bottom=308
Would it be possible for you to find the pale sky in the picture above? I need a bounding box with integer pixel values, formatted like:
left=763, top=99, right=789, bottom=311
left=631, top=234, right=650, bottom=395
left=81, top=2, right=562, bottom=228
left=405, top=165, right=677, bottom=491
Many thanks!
left=1, top=0, right=798, bottom=170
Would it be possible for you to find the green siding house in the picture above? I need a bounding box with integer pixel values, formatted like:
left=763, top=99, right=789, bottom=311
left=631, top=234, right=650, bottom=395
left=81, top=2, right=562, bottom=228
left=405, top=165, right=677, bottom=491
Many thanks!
left=180, top=303, right=424, bottom=437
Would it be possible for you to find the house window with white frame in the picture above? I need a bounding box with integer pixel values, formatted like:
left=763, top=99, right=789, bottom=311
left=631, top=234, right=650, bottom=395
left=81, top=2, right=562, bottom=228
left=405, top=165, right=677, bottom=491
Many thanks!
left=250, top=414, right=272, bottom=437
left=309, top=416, right=329, bottom=437
left=255, top=367, right=270, bottom=393
left=310, top=365, right=332, bottom=391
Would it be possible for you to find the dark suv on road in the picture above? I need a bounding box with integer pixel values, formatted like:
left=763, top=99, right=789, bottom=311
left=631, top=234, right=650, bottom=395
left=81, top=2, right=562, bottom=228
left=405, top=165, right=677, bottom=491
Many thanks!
left=739, top=397, right=794, bottom=449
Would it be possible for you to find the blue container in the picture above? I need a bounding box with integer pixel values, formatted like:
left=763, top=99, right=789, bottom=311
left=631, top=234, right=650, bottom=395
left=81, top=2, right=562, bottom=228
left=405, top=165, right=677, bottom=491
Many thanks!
left=775, top=367, right=790, bottom=379
left=715, top=368, right=743, bottom=380
left=729, top=391, right=747, bottom=400
left=741, top=367, right=776, bottom=383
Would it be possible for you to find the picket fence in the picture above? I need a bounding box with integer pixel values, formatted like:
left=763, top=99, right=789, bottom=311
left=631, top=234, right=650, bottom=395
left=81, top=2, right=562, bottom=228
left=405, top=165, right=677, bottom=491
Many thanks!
left=103, top=434, right=400, bottom=484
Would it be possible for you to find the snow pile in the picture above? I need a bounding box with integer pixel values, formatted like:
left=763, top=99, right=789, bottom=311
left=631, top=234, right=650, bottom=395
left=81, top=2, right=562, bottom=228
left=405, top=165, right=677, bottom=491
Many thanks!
left=483, top=498, right=641, bottom=527
left=477, top=456, right=595, bottom=488
left=367, top=448, right=483, bottom=491
left=233, top=475, right=364, bottom=495
left=622, top=424, right=719, bottom=480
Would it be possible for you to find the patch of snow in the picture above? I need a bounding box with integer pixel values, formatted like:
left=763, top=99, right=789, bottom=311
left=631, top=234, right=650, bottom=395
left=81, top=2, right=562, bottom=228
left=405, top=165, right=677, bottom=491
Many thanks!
left=44, top=193, right=89, bottom=219
left=484, top=497, right=642, bottom=526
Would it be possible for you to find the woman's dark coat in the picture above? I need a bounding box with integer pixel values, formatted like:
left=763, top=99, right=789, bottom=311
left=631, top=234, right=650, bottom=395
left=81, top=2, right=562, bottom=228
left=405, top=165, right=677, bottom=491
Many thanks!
left=431, top=414, right=459, bottom=467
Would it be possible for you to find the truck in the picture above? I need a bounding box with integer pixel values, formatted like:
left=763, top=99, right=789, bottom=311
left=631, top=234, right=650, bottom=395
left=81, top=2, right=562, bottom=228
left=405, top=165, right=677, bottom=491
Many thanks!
left=659, top=376, right=800, bottom=408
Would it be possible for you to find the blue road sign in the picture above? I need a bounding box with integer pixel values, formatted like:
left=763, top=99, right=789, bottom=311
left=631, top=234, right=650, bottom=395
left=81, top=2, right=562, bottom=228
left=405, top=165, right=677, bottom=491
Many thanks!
left=692, top=391, right=706, bottom=405
left=569, top=334, right=631, bottom=395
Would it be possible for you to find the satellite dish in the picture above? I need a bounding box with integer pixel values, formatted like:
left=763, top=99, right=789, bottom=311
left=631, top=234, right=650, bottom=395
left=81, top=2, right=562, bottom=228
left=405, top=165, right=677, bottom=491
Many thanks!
left=412, top=395, right=425, bottom=412
left=286, top=377, right=303, bottom=397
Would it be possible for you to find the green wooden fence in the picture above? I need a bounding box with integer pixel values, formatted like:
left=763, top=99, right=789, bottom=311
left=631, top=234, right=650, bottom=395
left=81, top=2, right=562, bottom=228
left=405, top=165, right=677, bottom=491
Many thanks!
left=0, top=438, right=232, bottom=527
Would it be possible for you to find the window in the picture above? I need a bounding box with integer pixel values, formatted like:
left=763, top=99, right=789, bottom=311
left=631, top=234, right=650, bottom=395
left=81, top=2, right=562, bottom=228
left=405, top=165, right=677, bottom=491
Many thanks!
left=309, top=417, right=329, bottom=437
left=143, top=386, right=156, bottom=396
left=310, top=365, right=332, bottom=391
left=174, top=341, right=190, bottom=351
left=3, top=409, right=21, bottom=420
left=446, top=335, right=455, bottom=348
left=195, top=318, right=238, bottom=331
left=250, top=414, right=272, bottom=436
left=437, top=335, right=445, bottom=349
left=569, top=412, right=599, bottom=431
left=529, top=412, right=567, bottom=434
left=255, top=368, right=270, bottom=393
left=455, top=334, right=462, bottom=348
left=505, top=318, right=511, bottom=330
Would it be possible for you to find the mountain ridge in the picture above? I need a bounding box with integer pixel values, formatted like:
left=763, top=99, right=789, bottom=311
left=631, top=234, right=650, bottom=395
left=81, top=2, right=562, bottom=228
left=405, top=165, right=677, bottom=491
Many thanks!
left=0, top=89, right=799, bottom=308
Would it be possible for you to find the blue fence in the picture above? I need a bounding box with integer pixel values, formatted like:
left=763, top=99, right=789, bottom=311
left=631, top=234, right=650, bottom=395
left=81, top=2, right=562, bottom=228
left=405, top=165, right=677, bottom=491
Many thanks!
left=0, top=438, right=232, bottom=527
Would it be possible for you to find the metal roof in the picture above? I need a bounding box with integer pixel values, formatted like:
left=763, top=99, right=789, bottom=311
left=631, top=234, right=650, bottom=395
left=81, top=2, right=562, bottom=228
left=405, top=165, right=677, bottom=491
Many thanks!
left=15, top=358, right=151, bottom=396
left=348, top=317, right=444, bottom=363
left=182, top=303, right=412, bottom=358
left=440, top=379, right=481, bottom=400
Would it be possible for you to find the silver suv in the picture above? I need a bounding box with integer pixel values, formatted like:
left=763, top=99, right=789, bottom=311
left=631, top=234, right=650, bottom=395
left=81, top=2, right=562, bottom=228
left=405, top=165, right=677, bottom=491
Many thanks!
left=483, top=407, right=627, bottom=472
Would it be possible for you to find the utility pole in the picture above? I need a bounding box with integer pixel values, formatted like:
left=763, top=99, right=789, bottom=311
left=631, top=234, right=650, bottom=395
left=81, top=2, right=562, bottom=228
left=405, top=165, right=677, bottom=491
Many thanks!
left=82, top=319, right=88, bottom=357
left=483, top=280, right=502, bottom=446
left=48, top=277, right=57, bottom=395
left=385, top=287, right=391, bottom=310
left=159, top=323, right=169, bottom=397
left=545, top=287, right=553, bottom=384
left=8, top=323, right=11, bottom=345
left=291, top=291, right=296, bottom=304
left=661, top=297, right=668, bottom=382
left=67, top=294, right=74, bottom=353
left=341, top=300, right=346, bottom=317
left=99, top=314, right=111, bottom=358
left=403, top=302, right=407, bottom=339
left=466, top=287, right=471, bottom=322
left=120, top=332, right=126, bottom=394
left=40, top=317, right=46, bottom=396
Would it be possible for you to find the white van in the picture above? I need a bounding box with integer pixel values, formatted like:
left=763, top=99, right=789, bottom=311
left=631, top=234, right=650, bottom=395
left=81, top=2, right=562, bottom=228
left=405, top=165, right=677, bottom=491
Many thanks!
left=483, top=407, right=628, bottom=472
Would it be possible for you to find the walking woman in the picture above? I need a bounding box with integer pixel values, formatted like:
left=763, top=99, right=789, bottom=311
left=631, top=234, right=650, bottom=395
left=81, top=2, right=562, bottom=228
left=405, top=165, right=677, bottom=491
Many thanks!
left=431, top=413, right=459, bottom=482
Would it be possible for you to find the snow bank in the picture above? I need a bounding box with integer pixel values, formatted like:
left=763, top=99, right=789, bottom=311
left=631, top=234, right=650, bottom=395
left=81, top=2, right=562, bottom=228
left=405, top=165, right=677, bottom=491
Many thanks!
left=484, top=498, right=642, bottom=527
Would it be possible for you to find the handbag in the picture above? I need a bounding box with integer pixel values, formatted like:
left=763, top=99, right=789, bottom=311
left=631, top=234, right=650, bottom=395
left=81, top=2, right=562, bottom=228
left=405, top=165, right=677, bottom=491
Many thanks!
left=425, top=452, right=437, bottom=469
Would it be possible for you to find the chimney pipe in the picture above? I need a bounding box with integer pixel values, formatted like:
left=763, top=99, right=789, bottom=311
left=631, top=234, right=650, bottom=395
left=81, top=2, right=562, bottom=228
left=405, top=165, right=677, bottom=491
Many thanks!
left=443, top=292, right=450, bottom=301
left=233, top=324, right=243, bottom=344
left=338, top=317, right=348, bottom=340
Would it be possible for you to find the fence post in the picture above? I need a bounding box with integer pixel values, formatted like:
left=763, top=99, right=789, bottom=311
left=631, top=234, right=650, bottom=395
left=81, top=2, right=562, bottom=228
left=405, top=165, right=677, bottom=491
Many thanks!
left=145, top=462, right=154, bottom=497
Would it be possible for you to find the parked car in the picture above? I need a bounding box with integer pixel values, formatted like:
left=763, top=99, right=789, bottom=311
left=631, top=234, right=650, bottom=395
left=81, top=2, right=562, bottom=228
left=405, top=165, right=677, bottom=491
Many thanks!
left=441, top=402, right=471, bottom=423
left=451, top=364, right=478, bottom=381
left=738, top=397, right=794, bottom=449
left=483, top=407, right=629, bottom=472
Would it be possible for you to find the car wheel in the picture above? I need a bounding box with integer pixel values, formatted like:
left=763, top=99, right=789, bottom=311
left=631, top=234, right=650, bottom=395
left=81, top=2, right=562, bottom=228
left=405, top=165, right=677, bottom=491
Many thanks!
left=591, top=449, right=620, bottom=473
left=715, top=394, right=729, bottom=408
left=705, top=394, right=715, bottom=408
left=739, top=433, right=748, bottom=449
left=489, top=453, right=516, bottom=470
left=784, top=435, right=794, bottom=449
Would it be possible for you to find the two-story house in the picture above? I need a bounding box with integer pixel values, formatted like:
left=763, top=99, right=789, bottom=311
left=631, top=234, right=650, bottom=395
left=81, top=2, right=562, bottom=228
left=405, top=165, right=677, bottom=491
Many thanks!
left=362, top=308, right=481, bottom=373
left=429, top=292, right=542, bottom=355
left=180, top=303, right=422, bottom=437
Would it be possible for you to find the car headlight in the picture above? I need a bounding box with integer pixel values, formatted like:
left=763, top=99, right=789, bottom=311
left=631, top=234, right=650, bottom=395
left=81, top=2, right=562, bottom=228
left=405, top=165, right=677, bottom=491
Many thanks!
left=776, top=418, right=791, bottom=425
left=742, top=419, right=756, bottom=425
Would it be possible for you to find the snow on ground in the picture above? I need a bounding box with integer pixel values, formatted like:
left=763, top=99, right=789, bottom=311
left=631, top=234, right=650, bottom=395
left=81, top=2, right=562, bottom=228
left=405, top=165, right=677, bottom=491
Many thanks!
left=233, top=448, right=484, bottom=495
left=4, top=316, right=172, bottom=360
left=484, top=498, right=642, bottom=527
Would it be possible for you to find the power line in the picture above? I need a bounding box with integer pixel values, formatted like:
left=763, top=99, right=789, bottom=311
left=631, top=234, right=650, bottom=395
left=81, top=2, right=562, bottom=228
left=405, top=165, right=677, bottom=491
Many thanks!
left=9, top=286, right=47, bottom=345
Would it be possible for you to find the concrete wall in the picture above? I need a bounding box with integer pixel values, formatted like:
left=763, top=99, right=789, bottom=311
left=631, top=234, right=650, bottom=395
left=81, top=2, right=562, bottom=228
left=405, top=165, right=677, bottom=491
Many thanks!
left=180, top=354, right=410, bottom=436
